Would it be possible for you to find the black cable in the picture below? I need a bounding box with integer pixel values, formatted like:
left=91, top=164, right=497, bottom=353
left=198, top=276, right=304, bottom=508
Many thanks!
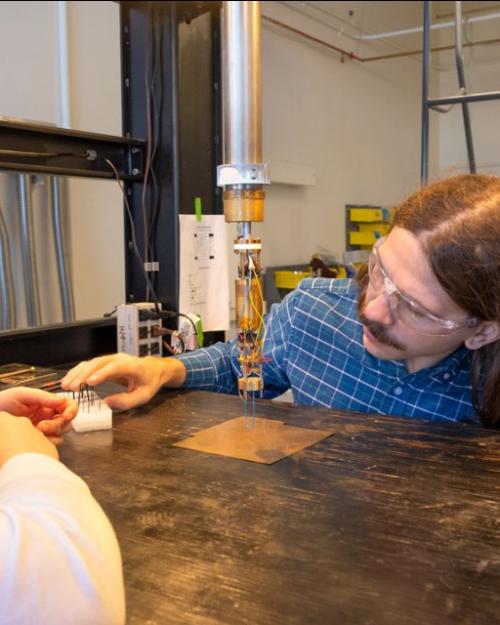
left=103, top=157, right=161, bottom=315
left=142, top=4, right=162, bottom=295
left=148, top=10, right=163, bottom=293
left=104, top=162, right=198, bottom=348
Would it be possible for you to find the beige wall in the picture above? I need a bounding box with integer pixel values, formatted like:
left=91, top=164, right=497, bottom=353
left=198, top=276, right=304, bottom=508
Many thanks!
left=65, top=0, right=124, bottom=321
left=0, top=1, right=442, bottom=329
left=257, top=1, right=426, bottom=269
left=0, top=0, right=123, bottom=329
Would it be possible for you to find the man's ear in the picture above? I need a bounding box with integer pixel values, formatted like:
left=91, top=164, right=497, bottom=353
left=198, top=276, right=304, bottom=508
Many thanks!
left=465, top=321, right=500, bottom=350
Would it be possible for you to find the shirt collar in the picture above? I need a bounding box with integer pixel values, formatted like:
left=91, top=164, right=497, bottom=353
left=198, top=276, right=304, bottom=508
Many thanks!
left=422, top=345, right=471, bottom=381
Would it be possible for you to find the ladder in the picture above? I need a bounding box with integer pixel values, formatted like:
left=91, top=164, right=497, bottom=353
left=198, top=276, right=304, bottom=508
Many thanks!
left=421, top=0, right=500, bottom=184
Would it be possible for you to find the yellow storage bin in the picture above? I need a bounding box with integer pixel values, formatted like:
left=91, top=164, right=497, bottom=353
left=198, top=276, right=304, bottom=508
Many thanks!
left=349, top=231, right=380, bottom=246
left=274, top=266, right=347, bottom=298
left=349, top=207, right=385, bottom=222
left=358, top=222, right=390, bottom=235
left=274, top=270, right=311, bottom=290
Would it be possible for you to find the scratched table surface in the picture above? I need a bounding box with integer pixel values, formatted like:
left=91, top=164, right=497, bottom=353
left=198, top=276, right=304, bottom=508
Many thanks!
left=60, top=390, right=500, bottom=625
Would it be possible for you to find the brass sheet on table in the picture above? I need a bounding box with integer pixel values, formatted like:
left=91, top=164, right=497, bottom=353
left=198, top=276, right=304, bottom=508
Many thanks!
left=173, top=417, right=334, bottom=464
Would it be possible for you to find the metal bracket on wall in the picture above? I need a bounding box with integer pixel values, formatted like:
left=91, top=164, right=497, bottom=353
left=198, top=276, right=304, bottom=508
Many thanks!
left=0, top=120, right=145, bottom=180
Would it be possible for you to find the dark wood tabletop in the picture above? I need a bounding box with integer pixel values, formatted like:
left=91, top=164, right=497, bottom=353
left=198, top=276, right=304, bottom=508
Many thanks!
left=60, top=390, right=500, bottom=625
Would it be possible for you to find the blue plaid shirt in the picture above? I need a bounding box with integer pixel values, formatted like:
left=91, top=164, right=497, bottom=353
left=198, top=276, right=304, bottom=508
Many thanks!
left=177, top=278, right=477, bottom=423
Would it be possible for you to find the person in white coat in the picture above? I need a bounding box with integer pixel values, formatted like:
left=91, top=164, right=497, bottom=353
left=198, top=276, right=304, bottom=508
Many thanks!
left=0, top=387, right=125, bottom=625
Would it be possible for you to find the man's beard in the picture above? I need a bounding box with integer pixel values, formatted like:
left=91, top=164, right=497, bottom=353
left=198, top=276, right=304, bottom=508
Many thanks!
left=357, top=283, right=406, bottom=352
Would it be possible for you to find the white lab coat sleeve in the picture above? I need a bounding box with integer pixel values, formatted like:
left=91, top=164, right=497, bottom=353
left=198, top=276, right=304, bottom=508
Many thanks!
left=0, top=453, right=125, bottom=625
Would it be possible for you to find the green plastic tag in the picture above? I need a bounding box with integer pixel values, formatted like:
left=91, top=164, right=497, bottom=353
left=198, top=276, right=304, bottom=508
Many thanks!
left=195, top=196, right=202, bottom=222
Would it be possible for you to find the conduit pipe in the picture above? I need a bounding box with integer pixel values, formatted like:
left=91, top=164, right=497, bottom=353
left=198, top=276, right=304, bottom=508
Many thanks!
left=17, top=174, right=42, bottom=327
left=0, top=205, right=16, bottom=330
left=49, top=176, right=75, bottom=322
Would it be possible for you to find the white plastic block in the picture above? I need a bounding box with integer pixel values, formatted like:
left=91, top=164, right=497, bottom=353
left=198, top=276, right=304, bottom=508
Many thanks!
left=58, top=391, right=113, bottom=433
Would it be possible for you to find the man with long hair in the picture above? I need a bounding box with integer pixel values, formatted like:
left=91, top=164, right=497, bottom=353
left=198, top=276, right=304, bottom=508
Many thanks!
left=62, top=175, right=500, bottom=426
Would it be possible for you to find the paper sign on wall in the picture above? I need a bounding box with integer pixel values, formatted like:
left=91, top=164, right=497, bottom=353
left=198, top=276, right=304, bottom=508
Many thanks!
left=179, top=214, right=230, bottom=332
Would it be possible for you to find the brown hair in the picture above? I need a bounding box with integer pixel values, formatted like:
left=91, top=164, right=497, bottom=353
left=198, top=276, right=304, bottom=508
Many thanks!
left=389, top=174, right=500, bottom=427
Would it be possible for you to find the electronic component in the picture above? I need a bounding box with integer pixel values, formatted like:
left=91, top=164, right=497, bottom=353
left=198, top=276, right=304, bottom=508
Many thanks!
left=234, top=238, right=265, bottom=398
left=117, top=303, right=162, bottom=357
left=172, top=313, right=203, bottom=352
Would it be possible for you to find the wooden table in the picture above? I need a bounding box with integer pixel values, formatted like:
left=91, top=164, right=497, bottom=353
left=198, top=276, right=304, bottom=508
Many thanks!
left=60, top=390, right=500, bottom=625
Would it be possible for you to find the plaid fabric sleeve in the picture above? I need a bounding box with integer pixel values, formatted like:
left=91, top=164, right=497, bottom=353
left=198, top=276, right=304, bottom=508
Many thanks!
left=176, top=289, right=299, bottom=398
left=260, top=292, right=297, bottom=398
left=174, top=339, right=241, bottom=394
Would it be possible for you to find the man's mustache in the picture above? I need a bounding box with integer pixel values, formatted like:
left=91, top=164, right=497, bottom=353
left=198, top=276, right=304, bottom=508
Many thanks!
left=359, top=312, right=405, bottom=351
left=357, top=279, right=405, bottom=352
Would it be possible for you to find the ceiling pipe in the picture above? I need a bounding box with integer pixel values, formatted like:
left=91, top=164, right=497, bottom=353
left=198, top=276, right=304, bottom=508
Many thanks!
left=352, top=10, right=500, bottom=41
left=263, top=15, right=500, bottom=64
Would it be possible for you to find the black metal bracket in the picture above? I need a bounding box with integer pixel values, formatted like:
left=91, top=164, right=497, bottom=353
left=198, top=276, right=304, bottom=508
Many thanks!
left=0, top=318, right=117, bottom=367
left=0, top=119, right=145, bottom=180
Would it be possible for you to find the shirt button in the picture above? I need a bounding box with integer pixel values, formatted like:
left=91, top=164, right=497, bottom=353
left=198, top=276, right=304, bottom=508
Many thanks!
left=394, top=386, right=403, bottom=396
left=443, top=372, right=451, bottom=381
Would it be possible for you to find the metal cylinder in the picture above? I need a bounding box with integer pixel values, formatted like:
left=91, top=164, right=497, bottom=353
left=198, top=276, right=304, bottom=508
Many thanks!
left=49, top=177, right=75, bottom=322
left=222, top=1, right=262, bottom=165
left=221, top=1, right=266, bottom=399
left=237, top=222, right=252, bottom=239
left=235, top=278, right=263, bottom=331
left=224, top=188, right=264, bottom=222
left=0, top=205, right=16, bottom=330
left=17, top=174, right=42, bottom=327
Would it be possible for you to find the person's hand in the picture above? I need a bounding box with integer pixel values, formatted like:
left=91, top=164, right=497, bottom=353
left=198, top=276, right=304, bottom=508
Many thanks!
left=0, top=388, right=78, bottom=445
left=61, top=353, right=187, bottom=411
left=0, top=412, right=59, bottom=468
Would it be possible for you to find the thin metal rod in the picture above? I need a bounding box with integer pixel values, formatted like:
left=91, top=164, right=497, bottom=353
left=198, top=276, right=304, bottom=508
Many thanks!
left=17, top=174, right=42, bottom=326
left=421, top=1, right=431, bottom=186
left=454, top=1, right=476, bottom=174
left=0, top=205, right=16, bottom=329
left=49, top=176, right=75, bottom=322
left=428, top=91, right=500, bottom=105
left=57, top=0, right=71, bottom=128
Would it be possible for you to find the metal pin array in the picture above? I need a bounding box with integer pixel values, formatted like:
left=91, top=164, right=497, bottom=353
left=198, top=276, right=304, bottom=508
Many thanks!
left=75, top=383, right=102, bottom=413
left=242, top=391, right=257, bottom=429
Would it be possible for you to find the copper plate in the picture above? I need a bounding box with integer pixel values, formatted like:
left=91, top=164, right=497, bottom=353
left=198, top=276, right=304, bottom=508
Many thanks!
left=173, top=416, right=334, bottom=464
